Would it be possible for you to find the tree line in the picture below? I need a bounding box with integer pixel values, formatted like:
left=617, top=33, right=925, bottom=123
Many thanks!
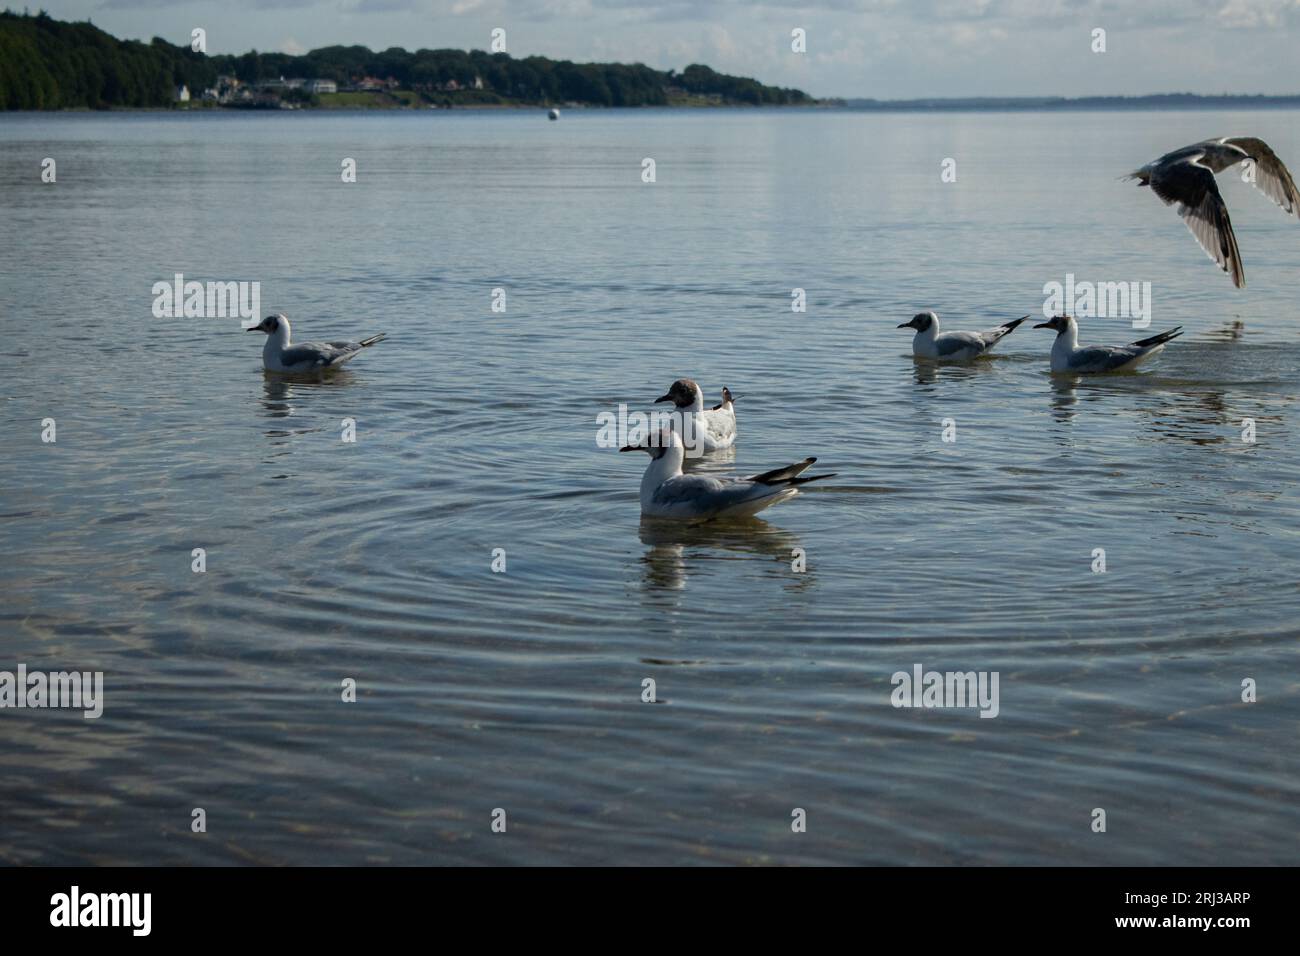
left=0, top=10, right=813, bottom=109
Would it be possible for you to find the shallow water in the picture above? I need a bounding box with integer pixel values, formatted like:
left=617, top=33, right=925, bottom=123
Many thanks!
left=1, top=108, right=1297, bottom=865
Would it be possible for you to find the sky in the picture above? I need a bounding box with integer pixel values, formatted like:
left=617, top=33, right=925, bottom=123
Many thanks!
left=26, top=0, right=1300, bottom=99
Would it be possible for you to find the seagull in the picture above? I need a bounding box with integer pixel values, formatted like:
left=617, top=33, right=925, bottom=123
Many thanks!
left=1126, top=136, right=1300, bottom=288
left=896, top=312, right=1028, bottom=361
left=620, top=429, right=833, bottom=519
left=248, top=314, right=386, bottom=373
left=1034, top=315, right=1182, bottom=374
left=654, top=379, right=737, bottom=451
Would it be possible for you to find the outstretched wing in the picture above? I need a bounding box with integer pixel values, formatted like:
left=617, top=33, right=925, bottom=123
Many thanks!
left=1224, top=137, right=1300, bottom=217
left=1150, top=155, right=1245, bottom=288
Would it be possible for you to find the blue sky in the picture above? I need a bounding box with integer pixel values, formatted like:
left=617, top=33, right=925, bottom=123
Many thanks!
left=30, top=0, right=1300, bottom=98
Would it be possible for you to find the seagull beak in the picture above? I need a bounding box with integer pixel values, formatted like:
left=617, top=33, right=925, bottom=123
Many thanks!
left=1033, top=321, right=1053, bottom=329
left=619, top=444, right=645, bottom=453
left=247, top=324, right=262, bottom=332
left=896, top=322, right=913, bottom=329
left=653, top=394, right=673, bottom=403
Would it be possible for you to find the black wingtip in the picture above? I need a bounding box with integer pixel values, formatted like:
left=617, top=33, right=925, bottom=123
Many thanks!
left=1001, top=315, right=1030, bottom=331
left=1133, top=327, right=1184, bottom=348
left=790, top=473, right=835, bottom=486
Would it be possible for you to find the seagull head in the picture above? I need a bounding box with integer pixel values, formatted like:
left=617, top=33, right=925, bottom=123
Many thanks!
left=620, top=427, right=682, bottom=460
left=1034, top=315, right=1073, bottom=335
left=898, top=311, right=937, bottom=332
left=248, top=313, right=290, bottom=336
left=654, top=378, right=703, bottom=410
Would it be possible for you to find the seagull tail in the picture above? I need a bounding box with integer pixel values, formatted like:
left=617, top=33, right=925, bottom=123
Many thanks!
left=785, top=472, right=836, bottom=487
left=358, top=333, right=387, bottom=348
left=1133, top=327, right=1183, bottom=348
left=748, top=457, right=816, bottom=484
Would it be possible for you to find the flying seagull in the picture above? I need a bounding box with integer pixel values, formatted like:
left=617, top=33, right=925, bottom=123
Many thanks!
left=248, top=314, right=386, bottom=373
left=1126, top=136, right=1300, bottom=288
left=620, top=429, right=833, bottom=519
left=1034, top=315, right=1182, bottom=374
left=654, top=378, right=737, bottom=451
left=896, top=312, right=1028, bottom=361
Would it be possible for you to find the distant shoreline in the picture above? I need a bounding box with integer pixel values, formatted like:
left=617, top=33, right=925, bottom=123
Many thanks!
left=9, top=97, right=1300, bottom=116
left=831, top=94, right=1300, bottom=112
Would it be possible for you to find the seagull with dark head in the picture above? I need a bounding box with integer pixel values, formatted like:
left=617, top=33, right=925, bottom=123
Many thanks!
left=1126, top=136, right=1300, bottom=288
left=620, top=428, right=833, bottom=519
left=1034, top=315, right=1182, bottom=374
left=248, top=314, right=387, bottom=374
left=653, top=378, right=736, bottom=451
left=897, top=311, right=1028, bottom=361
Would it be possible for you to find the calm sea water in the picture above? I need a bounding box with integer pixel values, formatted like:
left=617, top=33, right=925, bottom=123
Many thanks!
left=1, top=108, right=1297, bottom=865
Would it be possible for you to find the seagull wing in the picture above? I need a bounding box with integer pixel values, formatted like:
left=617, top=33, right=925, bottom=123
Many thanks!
left=280, top=340, right=363, bottom=369
left=1150, top=154, right=1246, bottom=288
left=1223, top=137, right=1300, bottom=217
left=934, top=331, right=985, bottom=357
left=652, top=475, right=784, bottom=515
left=1066, top=345, right=1142, bottom=374
left=1068, top=329, right=1182, bottom=373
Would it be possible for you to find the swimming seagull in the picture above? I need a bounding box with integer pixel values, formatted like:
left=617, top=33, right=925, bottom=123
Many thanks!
left=1126, top=137, right=1300, bottom=288
left=620, top=429, right=833, bottom=519
left=654, top=378, right=737, bottom=451
left=897, top=312, right=1028, bottom=361
left=248, top=314, right=387, bottom=373
left=1034, top=315, right=1182, bottom=373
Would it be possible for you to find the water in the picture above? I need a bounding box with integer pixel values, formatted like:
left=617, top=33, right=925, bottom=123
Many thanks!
left=1, top=109, right=1297, bottom=865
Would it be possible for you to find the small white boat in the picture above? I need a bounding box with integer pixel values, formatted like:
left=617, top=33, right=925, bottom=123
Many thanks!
left=547, top=108, right=560, bottom=121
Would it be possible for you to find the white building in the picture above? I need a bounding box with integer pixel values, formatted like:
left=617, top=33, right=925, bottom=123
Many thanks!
left=306, top=79, right=337, bottom=94
left=174, top=85, right=191, bottom=102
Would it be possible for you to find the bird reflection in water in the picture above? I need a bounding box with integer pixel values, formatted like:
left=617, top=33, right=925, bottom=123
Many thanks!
left=911, top=359, right=992, bottom=389
left=1205, top=319, right=1246, bottom=342
left=258, top=371, right=355, bottom=449
left=1049, top=373, right=1084, bottom=424
left=636, top=515, right=812, bottom=596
